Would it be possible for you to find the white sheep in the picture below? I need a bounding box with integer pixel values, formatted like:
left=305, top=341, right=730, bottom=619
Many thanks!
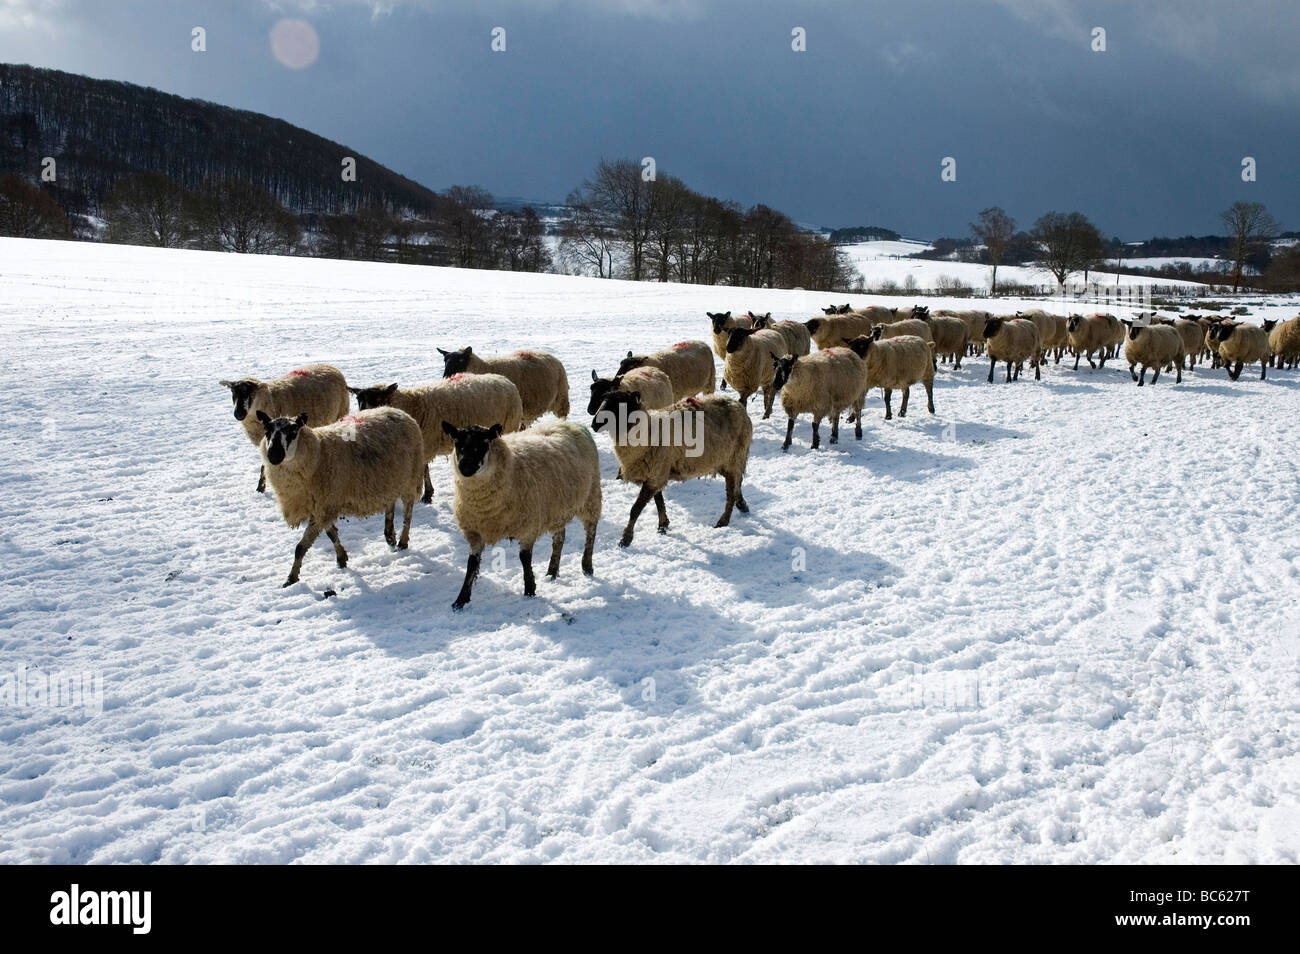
left=617, top=341, right=716, bottom=401
left=257, top=407, right=425, bottom=587
left=844, top=330, right=936, bottom=419
left=1209, top=321, right=1272, bottom=380
left=1121, top=315, right=1184, bottom=385
left=437, top=346, right=569, bottom=424
left=349, top=374, right=523, bottom=503
left=983, top=317, right=1041, bottom=382
left=722, top=327, right=789, bottom=417
left=592, top=391, right=752, bottom=546
left=220, top=364, right=350, bottom=493
left=751, top=313, right=813, bottom=356
left=1065, top=314, right=1113, bottom=370
left=441, top=420, right=602, bottom=610
left=770, top=348, right=868, bottom=450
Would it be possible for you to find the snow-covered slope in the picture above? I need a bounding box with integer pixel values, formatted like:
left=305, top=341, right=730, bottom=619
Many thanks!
left=1, top=238, right=1297, bottom=864
left=839, top=241, right=1209, bottom=290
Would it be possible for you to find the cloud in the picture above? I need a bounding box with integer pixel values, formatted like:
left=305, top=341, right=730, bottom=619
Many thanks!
left=0, top=0, right=69, bottom=33
left=985, top=0, right=1088, bottom=45
left=258, top=0, right=705, bottom=20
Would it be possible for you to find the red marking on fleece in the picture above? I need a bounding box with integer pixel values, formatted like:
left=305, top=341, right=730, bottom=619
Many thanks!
left=289, top=369, right=311, bottom=377
left=340, top=415, right=364, bottom=426
left=513, top=350, right=541, bottom=359
left=447, top=373, right=467, bottom=382
left=672, top=341, right=692, bottom=350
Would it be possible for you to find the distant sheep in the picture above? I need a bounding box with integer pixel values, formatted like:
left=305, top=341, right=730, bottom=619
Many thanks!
left=722, top=327, right=789, bottom=417
left=220, top=364, right=350, bottom=493
left=845, top=330, right=936, bottom=419
left=1121, top=316, right=1184, bottom=386
left=350, top=374, right=523, bottom=503
left=441, top=420, right=602, bottom=610
left=1209, top=321, right=1271, bottom=380
left=983, top=317, right=1041, bottom=382
left=617, top=340, right=716, bottom=401
left=592, top=391, right=752, bottom=546
left=257, top=407, right=424, bottom=587
left=438, top=346, right=569, bottom=424
left=770, top=347, right=868, bottom=450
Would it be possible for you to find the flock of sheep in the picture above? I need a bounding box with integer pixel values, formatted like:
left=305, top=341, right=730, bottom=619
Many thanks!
left=219, top=301, right=1300, bottom=608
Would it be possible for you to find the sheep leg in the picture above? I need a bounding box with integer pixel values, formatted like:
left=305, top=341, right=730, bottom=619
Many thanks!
left=256, top=465, right=267, bottom=494
left=829, top=414, right=840, bottom=444
left=1129, top=363, right=1138, bottom=382
left=761, top=386, right=774, bottom=419
left=1260, top=361, right=1267, bottom=381
left=717, top=472, right=739, bottom=527
left=810, top=419, right=821, bottom=449
left=1087, top=352, right=1097, bottom=369
left=1072, top=352, right=1081, bottom=371
left=988, top=357, right=997, bottom=382
left=654, top=492, right=670, bottom=533
left=883, top=389, right=893, bottom=419
left=899, top=386, right=910, bottom=417
left=519, top=543, right=538, bottom=596
left=782, top=416, right=796, bottom=451
left=546, top=529, right=566, bottom=578
left=325, top=525, right=348, bottom=568
left=284, top=519, right=326, bottom=587
left=925, top=381, right=935, bottom=413
left=421, top=464, right=434, bottom=504
left=853, top=403, right=863, bottom=440
left=452, top=547, right=482, bottom=610
left=1033, top=359, right=1041, bottom=381
left=620, top=483, right=658, bottom=547
left=720, top=378, right=728, bottom=391
left=384, top=506, right=396, bottom=547
left=398, top=496, right=414, bottom=549
left=1151, top=364, right=1161, bottom=385
left=581, top=520, right=596, bottom=576
left=1229, top=361, right=1242, bottom=381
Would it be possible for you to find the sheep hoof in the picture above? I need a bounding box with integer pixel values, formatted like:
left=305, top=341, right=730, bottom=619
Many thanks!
left=657, top=524, right=668, bottom=534
left=397, top=541, right=409, bottom=551
left=282, top=577, right=297, bottom=588
left=336, top=557, right=347, bottom=568
left=618, top=534, right=633, bottom=548
left=421, top=494, right=433, bottom=504
left=781, top=443, right=791, bottom=452
left=714, top=517, right=731, bottom=528
left=451, top=600, right=468, bottom=612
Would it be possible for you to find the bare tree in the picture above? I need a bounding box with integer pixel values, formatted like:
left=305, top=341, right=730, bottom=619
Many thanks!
left=584, top=158, right=657, bottom=281
left=103, top=173, right=191, bottom=247
left=971, top=206, right=1015, bottom=294
left=1220, top=201, right=1280, bottom=292
left=436, top=186, right=495, bottom=268
left=191, top=179, right=299, bottom=254
left=492, top=207, right=552, bottom=272
left=558, top=190, right=617, bottom=277
left=0, top=175, right=70, bottom=238
left=1030, top=211, right=1105, bottom=287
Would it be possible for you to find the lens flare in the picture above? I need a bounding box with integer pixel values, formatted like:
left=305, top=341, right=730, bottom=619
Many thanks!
left=269, top=19, right=319, bottom=71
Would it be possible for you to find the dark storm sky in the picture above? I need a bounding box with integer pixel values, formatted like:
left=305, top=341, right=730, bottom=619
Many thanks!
left=3, top=0, right=1296, bottom=238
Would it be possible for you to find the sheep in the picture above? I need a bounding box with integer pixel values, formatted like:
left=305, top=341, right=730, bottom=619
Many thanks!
left=918, top=313, right=969, bottom=368
left=1042, top=314, right=1070, bottom=364
left=256, top=407, right=424, bottom=587
left=591, top=391, right=751, bottom=546
left=587, top=366, right=675, bottom=417
left=1120, top=316, right=1184, bottom=386
left=936, top=309, right=990, bottom=355
left=617, top=340, right=716, bottom=401
left=857, top=304, right=911, bottom=324
left=722, top=327, right=789, bottom=417
left=751, top=313, right=813, bottom=356
left=1202, top=316, right=1230, bottom=368
left=220, top=364, right=350, bottom=493
left=441, top=419, right=601, bottom=610
left=983, top=317, right=1041, bottom=382
left=1017, top=310, right=1063, bottom=365
left=707, top=311, right=753, bottom=361
left=804, top=312, right=874, bottom=350
left=1097, top=313, right=1125, bottom=359
left=1209, top=321, right=1272, bottom=380
left=1265, top=317, right=1300, bottom=369
left=769, top=348, right=868, bottom=450
left=1065, top=314, right=1113, bottom=370
left=875, top=317, right=934, bottom=344
left=349, top=374, right=523, bottom=503
left=1172, top=318, right=1206, bottom=370
left=843, top=331, right=936, bottom=420
left=822, top=303, right=854, bottom=315
left=438, top=346, right=569, bottom=425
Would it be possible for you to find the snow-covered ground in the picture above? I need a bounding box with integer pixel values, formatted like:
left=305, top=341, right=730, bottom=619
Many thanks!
left=1, top=237, right=1298, bottom=864
left=839, top=241, right=1209, bottom=291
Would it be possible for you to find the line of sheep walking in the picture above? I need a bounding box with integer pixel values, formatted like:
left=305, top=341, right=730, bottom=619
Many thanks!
left=220, top=302, right=1298, bottom=608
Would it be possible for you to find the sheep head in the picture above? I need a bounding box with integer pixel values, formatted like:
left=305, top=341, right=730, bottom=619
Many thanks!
left=441, top=421, right=505, bottom=478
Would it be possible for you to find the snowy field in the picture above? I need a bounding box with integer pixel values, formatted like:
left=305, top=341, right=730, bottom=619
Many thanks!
left=839, top=241, right=1208, bottom=291
left=1, top=237, right=1298, bottom=864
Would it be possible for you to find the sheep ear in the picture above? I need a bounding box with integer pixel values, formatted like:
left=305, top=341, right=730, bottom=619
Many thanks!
left=489, top=423, right=504, bottom=439
left=386, top=383, right=398, bottom=395
left=256, top=411, right=271, bottom=424
left=440, top=421, right=458, bottom=438
left=295, top=413, right=308, bottom=427
left=219, top=380, right=233, bottom=388
left=437, top=348, right=450, bottom=357
left=591, top=369, right=599, bottom=381
left=764, top=313, right=771, bottom=319
left=723, top=312, right=730, bottom=319
left=347, top=386, right=360, bottom=395
left=626, top=350, right=634, bottom=358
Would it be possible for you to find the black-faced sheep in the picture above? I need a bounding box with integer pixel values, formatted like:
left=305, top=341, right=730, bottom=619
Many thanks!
left=591, top=391, right=751, bottom=546
left=722, top=327, right=788, bottom=418
left=441, top=420, right=602, bottom=610
left=350, top=374, right=523, bottom=503
left=1209, top=321, right=1272, bottom=380
left=1265, top=317, right=1300, bottom=369
left=770, top=348, right=868, bottom=450
left=587, top=366, right=675, bottom=418
left=1120, top=316, right=1184, bottom=386
left=1065, top=314, right=1112, bottom=370
left=617, top=341, right=716, bottom=401
left=983, top=317, right=1041, bottom=382
left=844, top=330, right=936, bottom=419
left=804, top=312, right=874, bottom=350
left=918, top=313, right=969, bottom=368
left=438, top=347, right=569, bottom=425
left=751, top=314, right=813, bottom=356
left=220, top=364, right=351, bottom=493
left=257, top=407, right=424, bottom=587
